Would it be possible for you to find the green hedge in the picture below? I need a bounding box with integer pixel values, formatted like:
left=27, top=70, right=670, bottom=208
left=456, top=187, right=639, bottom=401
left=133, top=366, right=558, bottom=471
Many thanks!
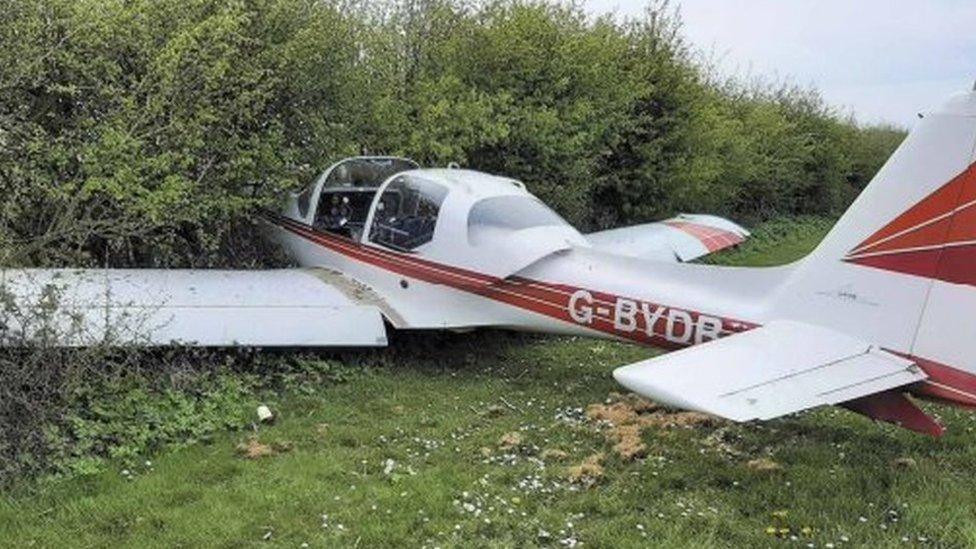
left=0, top=0, right=905, bottom=267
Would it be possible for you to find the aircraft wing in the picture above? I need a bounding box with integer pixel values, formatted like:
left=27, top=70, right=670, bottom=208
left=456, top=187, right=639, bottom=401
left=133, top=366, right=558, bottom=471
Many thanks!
left=585, top=214, right=749, bottom=262
left=613, top=320, right=928, bottom=422
left=0, top=268, right=388, bottom=347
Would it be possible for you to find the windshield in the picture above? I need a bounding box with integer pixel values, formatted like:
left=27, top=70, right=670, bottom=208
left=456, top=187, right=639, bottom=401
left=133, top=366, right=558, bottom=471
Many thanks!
left=467, top=195, right=569, bottom=245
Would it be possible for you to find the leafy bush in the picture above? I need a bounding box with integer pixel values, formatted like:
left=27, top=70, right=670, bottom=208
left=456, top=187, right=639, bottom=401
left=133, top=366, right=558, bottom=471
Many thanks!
left=0, top=343, right=360, bottom=483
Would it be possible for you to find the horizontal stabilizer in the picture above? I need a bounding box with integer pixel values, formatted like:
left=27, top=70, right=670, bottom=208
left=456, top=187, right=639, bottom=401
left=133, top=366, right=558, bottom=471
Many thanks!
left=613, top=320, right=927, bottom=421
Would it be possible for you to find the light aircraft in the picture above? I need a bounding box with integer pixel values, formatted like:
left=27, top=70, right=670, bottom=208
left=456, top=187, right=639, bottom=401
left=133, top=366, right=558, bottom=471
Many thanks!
left=5, top=89, right=976, bottom=437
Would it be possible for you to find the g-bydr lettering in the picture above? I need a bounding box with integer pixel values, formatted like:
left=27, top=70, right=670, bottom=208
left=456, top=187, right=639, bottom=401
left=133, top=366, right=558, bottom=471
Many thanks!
left=568, top=289, right=723, bottom=345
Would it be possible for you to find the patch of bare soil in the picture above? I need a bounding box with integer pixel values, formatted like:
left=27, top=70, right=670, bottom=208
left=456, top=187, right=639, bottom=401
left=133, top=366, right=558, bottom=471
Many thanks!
left=640, top=411, right=717, bottom=429
left=540, top=448, right=569, bottom=461
left=586, top=402, right=640, bottom=425
left=498, top=431, right=523, bottom=450
left=566, top=453, right=605, bottom=486
left=584, top=393, right=722, bottom=461
left=746, top=457, right=783, bottom=472
left=236, top=437, right=293, bottom=460
left=608, top=424, right=647, bottom=460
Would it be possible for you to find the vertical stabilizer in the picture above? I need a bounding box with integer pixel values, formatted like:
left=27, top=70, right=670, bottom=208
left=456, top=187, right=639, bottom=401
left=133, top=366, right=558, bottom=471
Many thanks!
left=772, top=90, right=976, bottom=406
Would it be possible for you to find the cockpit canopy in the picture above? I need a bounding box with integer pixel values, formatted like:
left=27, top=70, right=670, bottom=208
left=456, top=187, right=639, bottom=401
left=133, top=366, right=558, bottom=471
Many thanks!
left=290, top=156, right=419, bottom=241
left=323, top=157, right=419, bottom=189
left=285, top=159, right=588, bottom=278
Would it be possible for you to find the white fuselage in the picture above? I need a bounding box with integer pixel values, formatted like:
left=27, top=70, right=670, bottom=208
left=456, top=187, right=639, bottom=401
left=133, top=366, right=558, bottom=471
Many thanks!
left=271, top=216, right=771, bottom=349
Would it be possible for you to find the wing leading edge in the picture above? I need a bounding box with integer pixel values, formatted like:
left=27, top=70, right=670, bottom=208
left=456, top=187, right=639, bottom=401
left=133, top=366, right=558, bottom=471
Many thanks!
left=613, top=320, right=938, bottom=433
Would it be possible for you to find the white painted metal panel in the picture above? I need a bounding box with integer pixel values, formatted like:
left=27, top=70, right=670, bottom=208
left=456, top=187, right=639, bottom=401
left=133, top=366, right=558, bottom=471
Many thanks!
left=0, top=269, right=387, bottom=347
left=613, top=320, right=926, bottom=421
left=912, top=280, right=976, bottom=376
left=586, top=223, right=686, bottom=262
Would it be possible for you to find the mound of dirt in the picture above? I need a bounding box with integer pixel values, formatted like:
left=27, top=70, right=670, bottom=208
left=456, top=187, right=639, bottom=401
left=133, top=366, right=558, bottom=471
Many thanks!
left=609, top=424, right=647, bottom=461
left=586, top=402, right=640, bottom=425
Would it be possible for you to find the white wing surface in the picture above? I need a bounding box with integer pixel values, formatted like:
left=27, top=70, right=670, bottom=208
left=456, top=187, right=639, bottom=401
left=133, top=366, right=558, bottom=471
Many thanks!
left=0, top=269, right=388, bottom=347
left=586, top=214, right=749, bottom=262
left=612, top=320, right=926, bottom=421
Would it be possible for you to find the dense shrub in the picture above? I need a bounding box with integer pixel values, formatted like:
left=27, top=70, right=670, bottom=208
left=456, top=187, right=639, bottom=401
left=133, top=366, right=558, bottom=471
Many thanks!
left=1, top=0, right=903, bottom=267
left=0, top=341, right=361, bottom=483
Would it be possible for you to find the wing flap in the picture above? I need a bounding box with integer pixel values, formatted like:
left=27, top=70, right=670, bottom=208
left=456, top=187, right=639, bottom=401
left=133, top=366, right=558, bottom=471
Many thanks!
left=613, top=320, right=927, bottom=421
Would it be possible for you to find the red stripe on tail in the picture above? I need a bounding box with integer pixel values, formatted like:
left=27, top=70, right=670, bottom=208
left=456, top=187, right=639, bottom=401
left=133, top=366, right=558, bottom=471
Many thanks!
left=845, top=163, right=976, bottom=285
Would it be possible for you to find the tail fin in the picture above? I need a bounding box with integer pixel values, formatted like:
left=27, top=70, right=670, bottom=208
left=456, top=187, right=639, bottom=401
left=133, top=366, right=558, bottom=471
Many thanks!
left=777, top=89, right=976, bottom=409
left=813, top=90, right=976, bottom=270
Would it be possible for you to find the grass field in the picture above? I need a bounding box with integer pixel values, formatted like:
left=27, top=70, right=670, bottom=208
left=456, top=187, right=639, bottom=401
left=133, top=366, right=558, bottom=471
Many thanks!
left=4, top=218, right=976, bottom=548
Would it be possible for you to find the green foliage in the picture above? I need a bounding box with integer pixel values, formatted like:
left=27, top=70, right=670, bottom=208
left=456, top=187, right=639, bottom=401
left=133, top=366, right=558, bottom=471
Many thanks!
left=0, top=344, right=359, bottom=483
left=845, top=123, right=908, bottom=190
left=703, top=216, right=836, bottom=267
left=1, top=0, right=903, bottom=267
left=47, top=372, right=258, bottom=476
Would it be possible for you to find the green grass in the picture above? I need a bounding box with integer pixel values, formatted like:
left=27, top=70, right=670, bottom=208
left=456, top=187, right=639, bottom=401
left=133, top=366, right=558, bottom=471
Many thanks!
left=4, top=217, right=976, bottom=548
